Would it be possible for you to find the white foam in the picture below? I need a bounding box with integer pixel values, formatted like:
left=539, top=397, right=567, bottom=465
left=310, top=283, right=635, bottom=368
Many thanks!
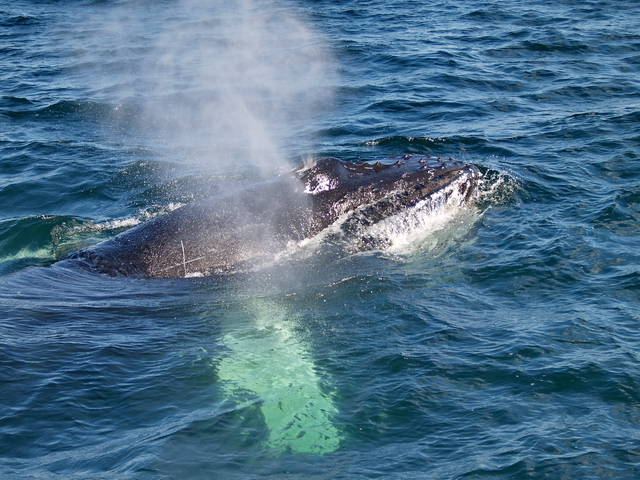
left=366, top=174, right=478, bottom=255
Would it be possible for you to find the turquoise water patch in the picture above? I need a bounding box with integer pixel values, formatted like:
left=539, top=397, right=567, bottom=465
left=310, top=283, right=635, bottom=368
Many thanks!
left=218, top=297, right=342, bottom=454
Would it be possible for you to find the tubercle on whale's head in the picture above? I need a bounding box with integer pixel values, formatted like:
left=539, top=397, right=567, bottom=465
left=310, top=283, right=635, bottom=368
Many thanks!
left=294, top=155, right=481, bottom=205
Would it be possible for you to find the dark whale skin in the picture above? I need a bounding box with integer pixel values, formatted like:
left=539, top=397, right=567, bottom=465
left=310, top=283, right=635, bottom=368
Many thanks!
left=71, top=155, right=481, bottom=278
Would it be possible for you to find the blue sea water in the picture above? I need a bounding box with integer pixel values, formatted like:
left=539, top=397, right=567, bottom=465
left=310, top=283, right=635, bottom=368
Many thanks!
left=2, top=0, right=640, bottom=478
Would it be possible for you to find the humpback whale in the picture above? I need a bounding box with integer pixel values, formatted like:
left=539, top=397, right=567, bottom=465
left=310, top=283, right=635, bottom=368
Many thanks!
left=72, top=155, right=481, bottom=278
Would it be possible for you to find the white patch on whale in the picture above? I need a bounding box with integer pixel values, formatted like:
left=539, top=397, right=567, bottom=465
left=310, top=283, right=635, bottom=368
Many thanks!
left=303, top=173, right=338, bottom=194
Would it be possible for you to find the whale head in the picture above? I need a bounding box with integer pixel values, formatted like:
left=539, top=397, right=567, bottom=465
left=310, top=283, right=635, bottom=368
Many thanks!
left=294, top=154, right=481, bottom=234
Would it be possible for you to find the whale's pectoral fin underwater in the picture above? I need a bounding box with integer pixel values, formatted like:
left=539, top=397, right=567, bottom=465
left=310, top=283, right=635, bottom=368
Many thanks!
left=71, top=155, right=481, bottom=278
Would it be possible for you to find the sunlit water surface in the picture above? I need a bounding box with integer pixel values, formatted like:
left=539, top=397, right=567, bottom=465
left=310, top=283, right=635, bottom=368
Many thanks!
left=2, top=0, right=640, bottom=478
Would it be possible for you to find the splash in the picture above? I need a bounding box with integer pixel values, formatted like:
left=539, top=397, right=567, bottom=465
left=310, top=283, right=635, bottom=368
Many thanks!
left=366, top=173, right=482, bottom=255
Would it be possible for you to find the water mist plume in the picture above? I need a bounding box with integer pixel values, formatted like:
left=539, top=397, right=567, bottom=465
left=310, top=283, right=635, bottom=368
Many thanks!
left=94, top=0, right=335, bottom=176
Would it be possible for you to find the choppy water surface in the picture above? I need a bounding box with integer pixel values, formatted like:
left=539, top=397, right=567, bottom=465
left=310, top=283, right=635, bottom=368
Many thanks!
left=2, top=0, right=640, bottom=478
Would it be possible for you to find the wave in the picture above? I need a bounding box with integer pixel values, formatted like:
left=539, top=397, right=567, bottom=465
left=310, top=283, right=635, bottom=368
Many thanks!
left=0, top=206, right=182, bottom=275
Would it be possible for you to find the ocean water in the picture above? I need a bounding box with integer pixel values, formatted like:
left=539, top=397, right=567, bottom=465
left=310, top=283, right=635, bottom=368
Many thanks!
left=2, top=0, right=640, bottom=478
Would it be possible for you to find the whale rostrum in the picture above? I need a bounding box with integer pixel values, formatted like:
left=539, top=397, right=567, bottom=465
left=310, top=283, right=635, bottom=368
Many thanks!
left=71, top=155, right=481, bottom=277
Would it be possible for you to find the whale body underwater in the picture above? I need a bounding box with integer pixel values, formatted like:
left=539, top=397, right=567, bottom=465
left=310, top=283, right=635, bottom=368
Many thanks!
left=71, top=155, right=482, bottom=278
